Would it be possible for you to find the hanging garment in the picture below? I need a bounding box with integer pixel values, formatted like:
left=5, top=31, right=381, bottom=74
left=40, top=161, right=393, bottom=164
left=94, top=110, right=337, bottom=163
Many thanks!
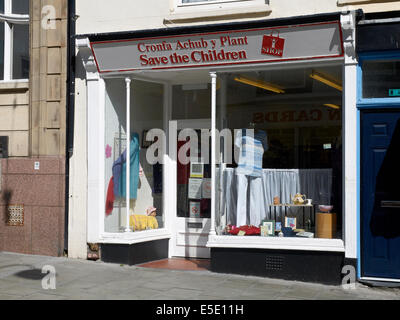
left=235, top=129, right=268, bottom=177
left=236, top=174, right=264, bottom=227
left=234, top=129, right=268, bottom=226
left=153, top=163, right=163, bottom=194
left=105, top=176, right=115, bottom=215
left=112, top=132, right=140, bottom=199
left=177, top=140, right=190, bottom=185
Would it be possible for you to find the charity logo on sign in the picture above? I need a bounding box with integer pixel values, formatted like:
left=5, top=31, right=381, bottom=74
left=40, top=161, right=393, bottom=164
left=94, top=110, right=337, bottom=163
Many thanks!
left=261, top=31, right=285, bottom=57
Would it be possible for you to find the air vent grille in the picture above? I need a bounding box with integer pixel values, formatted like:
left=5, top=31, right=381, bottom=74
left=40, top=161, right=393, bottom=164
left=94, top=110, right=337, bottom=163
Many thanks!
left=7, top=205, right=24, bottom=226
left=266, top=256, right=284, bottom=271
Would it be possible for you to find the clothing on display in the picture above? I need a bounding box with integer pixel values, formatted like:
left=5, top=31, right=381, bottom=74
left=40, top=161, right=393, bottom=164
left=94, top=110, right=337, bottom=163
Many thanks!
left=153, top=163, right=163, bottom=194
left=228, top=225, right=261, bottom=236
left=235, top=129, right=268, bottom=177
left=129, top=214, right=158, bottom=231
left=236, top=174, right=264, bottom=226
left=221, top=168, right=333, bottom=226
left=234, top=129, right=268, bottom=226
left=105, top=176, right=115, bottom=215
left=112, top=132, right=140, bottom=199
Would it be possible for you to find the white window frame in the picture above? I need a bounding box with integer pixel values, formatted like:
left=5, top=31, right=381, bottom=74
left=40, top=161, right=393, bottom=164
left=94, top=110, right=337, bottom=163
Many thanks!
left=168, top=0, right=270, bottom=23
left=178, top=0, right=247, bottom=7
left=0, top=0, right=29, bottom=82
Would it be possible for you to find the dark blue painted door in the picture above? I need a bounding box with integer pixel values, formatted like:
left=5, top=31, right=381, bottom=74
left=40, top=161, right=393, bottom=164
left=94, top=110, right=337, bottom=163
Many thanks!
left=362, top=110, right=400, bottom=279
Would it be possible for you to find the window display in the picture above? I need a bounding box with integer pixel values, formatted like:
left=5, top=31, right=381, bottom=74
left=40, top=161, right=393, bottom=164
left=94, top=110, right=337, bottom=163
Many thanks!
left=104, top=79, right=164, bottom=233
left=217, top=65, right=343, bottom=240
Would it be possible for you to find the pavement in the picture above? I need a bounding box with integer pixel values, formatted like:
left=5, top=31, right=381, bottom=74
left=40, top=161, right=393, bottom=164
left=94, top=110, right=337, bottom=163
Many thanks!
left=0, top=251, right=400, bottom=300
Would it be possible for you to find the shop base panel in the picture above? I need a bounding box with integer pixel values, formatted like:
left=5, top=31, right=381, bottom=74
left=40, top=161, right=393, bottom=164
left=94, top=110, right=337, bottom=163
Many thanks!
left=100, top=239, right=169, bottom=266
left=211, top=248, right=345, bottom=285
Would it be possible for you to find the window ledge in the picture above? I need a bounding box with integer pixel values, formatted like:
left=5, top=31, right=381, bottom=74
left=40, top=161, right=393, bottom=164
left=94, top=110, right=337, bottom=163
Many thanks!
left=337, top=0, right=373, bottom=4
left=99, top=228, right=172, bottom=245
left=165, top=4, right=271, bottom=24
left=0, top=80, right=29, bottom=91
left=207, top=235, right=345, bottom=252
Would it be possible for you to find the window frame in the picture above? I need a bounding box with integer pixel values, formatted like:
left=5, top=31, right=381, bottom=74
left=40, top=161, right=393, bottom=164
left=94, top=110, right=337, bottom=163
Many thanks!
left=0, top=0, right=29, bottom=82
left=357, top=51, right=400, bottom=108
left=168, top=0, right=271, bottom=23
left=177, top=0, right=246, bottom=7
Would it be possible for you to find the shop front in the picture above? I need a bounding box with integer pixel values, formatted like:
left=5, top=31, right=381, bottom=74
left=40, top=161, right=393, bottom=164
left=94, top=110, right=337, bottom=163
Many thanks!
left=76, top=11, right=359, bottom=284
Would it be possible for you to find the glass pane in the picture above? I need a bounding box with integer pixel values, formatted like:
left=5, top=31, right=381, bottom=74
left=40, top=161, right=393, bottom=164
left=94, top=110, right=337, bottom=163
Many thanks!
left=217, top=65, right=343, bottom=239
left=362, top=59, right=400, bottom=99
left=12, top=24, right=30, bottom=79
left=0, top=22, right=4, bottom=80
left=104, top=79, right=164, bottom=233
left=12, top=0, right=29, bottom=14
left=172, top=85, right=212, bottom=219
left=0, top=0, right=4, bottom=13
left=172, top=84, right=211, bottom=120
left=176, top=129, right=211, bottom=219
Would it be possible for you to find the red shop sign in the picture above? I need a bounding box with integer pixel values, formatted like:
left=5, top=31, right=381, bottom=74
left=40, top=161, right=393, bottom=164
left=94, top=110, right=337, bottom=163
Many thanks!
left=261, top=31, right=285, bottom=57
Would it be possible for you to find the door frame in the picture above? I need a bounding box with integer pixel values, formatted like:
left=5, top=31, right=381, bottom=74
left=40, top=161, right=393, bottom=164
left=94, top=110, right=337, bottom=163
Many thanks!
left=359, top=109, right=400, bottom=282
left=168, top=118, right=212, bottom=258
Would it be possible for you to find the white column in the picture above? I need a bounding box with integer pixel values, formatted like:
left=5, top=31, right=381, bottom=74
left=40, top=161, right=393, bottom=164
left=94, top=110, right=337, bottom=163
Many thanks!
left=163, top=83, right=175, bottom=258
left=210, top=72, right=217, bottom=236
left=76, top=37, right=103, bottom=246
left=218, top=75, right=227, bottom=230
left=341, top=11, right=358, bottom=260
left=125, top=78, right=131, bottom=232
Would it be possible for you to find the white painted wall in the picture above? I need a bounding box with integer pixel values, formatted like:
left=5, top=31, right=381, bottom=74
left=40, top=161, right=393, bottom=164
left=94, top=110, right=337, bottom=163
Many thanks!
left=76, top=0, right=400, bottom=35
left=68, top=65, right=88, bottom=259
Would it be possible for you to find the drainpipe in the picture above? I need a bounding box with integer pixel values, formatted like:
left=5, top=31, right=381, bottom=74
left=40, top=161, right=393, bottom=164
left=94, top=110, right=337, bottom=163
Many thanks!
left=65, top=0, right=76, bottom=253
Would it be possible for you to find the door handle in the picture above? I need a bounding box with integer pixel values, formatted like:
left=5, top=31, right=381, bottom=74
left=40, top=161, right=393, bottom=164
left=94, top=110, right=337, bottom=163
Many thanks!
left=381, top=201, right=400, bottom=208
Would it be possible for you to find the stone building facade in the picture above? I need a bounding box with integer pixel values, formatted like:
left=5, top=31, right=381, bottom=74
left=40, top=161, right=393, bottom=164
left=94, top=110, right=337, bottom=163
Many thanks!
left=0, top=0, right=68, bottom=256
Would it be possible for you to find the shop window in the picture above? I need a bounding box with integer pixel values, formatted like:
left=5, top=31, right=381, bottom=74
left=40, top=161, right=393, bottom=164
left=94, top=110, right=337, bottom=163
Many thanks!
left=172, top=84, right=211, bottom=120
left=0, top=0, right=30, bottom=81
left=104, top=79, right=164, bottom=233
left=217, top=65, right=343, bottom=240
left=362, top=59, right=400, bottom=99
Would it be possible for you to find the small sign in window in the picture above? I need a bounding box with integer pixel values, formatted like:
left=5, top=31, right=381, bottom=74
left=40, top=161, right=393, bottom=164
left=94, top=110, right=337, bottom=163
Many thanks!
left=389, top=89, right=400, bottom=97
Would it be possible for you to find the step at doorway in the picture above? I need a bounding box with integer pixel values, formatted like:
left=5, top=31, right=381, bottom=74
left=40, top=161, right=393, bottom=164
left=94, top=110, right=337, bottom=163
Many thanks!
left=137, top=258, right=210, bottom=271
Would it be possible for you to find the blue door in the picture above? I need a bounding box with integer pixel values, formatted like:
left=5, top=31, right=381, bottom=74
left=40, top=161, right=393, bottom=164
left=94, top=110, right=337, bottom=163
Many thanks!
left=361, top=110, right=400, bottom=280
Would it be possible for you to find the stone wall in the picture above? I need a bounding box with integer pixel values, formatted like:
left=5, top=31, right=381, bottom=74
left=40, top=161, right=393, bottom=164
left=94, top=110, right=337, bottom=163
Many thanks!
left=0, top=158, right=65, bottom=256
left=0, top=0, right=68, bottom=257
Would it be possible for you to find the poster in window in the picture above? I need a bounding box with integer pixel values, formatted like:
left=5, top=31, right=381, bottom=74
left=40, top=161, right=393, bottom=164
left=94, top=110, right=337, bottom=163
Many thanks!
left=189, top=201, right=201, bottom=218
left=202, top=178, right=211, bottom=199
left=188, top=178, right=202, bottom=199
